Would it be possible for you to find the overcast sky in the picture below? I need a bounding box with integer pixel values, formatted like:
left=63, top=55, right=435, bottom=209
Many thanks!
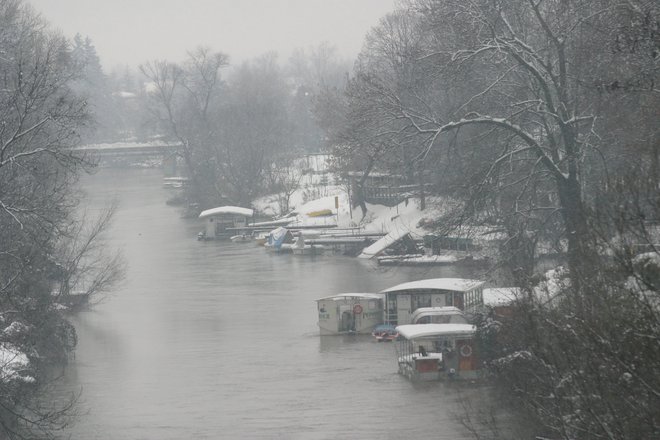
left=28, top=0, right=399, bottom=71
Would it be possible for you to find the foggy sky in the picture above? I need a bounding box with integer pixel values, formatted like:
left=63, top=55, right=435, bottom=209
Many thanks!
left=28, top=0, right=399, bottom=70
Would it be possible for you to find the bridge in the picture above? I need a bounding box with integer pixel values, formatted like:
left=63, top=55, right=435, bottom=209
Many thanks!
left=74, top=141, right=184, bottom=174
left=75, top=141, right=183, bottom=157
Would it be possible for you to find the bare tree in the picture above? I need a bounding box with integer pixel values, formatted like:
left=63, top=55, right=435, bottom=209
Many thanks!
left=140, top=48, right=229, bottom=208
left=0, top=1, right=123, bottom=437
left=215, top=53, right=291, bottom=206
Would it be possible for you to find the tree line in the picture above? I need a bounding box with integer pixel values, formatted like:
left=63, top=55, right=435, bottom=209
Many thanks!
left=320, top=0, right=659, bottom=438
left=0, top=0, right=125, bottom=437
left=78, top=43, right=351, bottom=213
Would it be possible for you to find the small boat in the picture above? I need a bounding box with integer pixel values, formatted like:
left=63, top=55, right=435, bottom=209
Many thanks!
left=264, top=227, right=295, bottom=252
left=372, top=324, right=398, bottom=342
left=162, top=177, right=189, bottom=189
left=230, top=234, right=250, bottom=243
left=253, top=231, right=269, bottom=246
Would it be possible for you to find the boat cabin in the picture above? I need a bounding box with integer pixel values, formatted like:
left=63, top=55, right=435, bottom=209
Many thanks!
left=409, top=306, right=468, bottom=324
left=198, top=206, right=254, bottom=240
left=395, top=323, right=478, bottom=381
left=316, top=293, right=384, bottom=335
left=380, top=278, right=484, bottom=326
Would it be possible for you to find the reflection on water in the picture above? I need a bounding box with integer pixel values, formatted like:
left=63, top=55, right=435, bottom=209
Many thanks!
left=56, top=168, right=496, bottom=439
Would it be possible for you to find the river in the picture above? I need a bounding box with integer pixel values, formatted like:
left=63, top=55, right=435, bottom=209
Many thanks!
left=56, top=168, right=497, bottom=439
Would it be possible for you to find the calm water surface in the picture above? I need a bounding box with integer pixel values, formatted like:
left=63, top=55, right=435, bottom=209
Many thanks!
left=59, top=168, right=494, bottom=439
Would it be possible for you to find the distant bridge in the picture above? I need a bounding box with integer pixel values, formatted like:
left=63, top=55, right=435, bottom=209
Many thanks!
left=75, top=141, right=183, bottom=158
left=74, top=141, right=184, bottom=175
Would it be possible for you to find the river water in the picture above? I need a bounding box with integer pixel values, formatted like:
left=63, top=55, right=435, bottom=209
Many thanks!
left=57, top=168, right=496, bottom=439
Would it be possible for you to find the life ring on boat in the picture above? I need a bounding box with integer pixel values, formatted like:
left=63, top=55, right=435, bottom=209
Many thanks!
left=435, top=297, right=443, bottom=303
left=460, top=344, right=473, bottom=357
left=353, top=304, right=363, bottom=314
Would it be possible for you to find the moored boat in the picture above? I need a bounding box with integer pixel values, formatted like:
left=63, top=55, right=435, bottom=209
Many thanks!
left=395, top=323, right=478, bottom=381
left=381, top=278, right=485, bottom=326
left=316, top=293, right=384, bottom=335
left=372, top=324, right=398, bottom=342
left=230, top=234, right=250, bottom=242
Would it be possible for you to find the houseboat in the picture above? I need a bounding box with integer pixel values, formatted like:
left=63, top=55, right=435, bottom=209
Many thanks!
left=198, top=206, right=253, bottom=240
left=316, top=293, right=384, bottom=335
left=380, top=278, right=485, bottom=326
left=395, top=323, right=478, bottom=381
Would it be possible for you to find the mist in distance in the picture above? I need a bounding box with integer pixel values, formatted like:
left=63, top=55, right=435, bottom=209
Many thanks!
left=28, top=0, right=400, bottom=68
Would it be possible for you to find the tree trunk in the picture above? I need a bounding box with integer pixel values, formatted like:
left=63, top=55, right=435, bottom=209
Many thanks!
left=557, top=175, right=593, bottom=293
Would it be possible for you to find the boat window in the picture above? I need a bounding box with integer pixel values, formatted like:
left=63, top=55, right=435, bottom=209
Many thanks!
left=455, top=293, right=464, bottom=309
left=412, top=293, right=431, bottom=310
left=368, top=300, right=377, bottom=310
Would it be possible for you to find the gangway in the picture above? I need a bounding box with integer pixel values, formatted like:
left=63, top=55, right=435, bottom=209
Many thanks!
left=358, top=225, right=411, bottom=259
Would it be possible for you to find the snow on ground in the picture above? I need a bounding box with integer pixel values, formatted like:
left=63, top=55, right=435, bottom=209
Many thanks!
left=254, top=181, right=447, bottom=237
left=483, top=287, right=521, bottom=306
left=0, top=343, right=33, bottom=383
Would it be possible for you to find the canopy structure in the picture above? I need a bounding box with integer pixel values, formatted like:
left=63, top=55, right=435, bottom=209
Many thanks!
left=381, top=278, right=484, bottom=293
left=396, top=323, right=475, bottom=340
left=199, top=206, right=253, bottom=219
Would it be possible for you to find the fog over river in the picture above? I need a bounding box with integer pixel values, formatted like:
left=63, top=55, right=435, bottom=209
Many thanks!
left=54, top=168, right=498, bottom=439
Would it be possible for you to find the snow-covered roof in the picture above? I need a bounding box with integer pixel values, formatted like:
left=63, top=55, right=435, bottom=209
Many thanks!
left=483, top=287, right=520, bottom=306
left=396, top=323, right=476, bottom=339
left=199, top=206, right=254, bottom=219
left=381, top=278, right=485, bottom=294
left=0, top=343, right=32, bottom=383
left=316, top=293, right=384, bottom=301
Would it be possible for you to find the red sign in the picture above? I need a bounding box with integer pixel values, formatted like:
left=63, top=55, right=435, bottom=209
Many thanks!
left=353, top=304, right=363, bottom=314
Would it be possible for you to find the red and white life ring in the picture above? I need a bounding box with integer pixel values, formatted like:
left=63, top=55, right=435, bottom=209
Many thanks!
left=460, top=344, right=473, bottom=357
left=353, top=304, right=363, bottom=314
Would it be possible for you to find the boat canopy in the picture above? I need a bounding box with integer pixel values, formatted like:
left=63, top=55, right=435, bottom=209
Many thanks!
left=199, top=206, right=254, bottom=219
left=316, top=293, right=384, bottom=301
left=409, top=306, right=467, bottom=324
left=381, top=278, right=484, bottom=294
left=396, top=323, right=476, bottom=339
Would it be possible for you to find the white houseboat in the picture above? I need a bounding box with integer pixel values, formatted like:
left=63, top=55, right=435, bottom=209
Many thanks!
left=395, top=323, right=478, bottom=381
left=198, top=206, right=254, bottom=240
left=316, top=293, right=384, bottom=335
left=380, top=278, right=485, bottom=326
